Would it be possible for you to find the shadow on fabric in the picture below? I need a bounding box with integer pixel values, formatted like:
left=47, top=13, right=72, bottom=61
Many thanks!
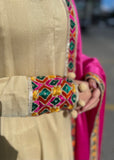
left=0, top=136, right=18, bottom=160
left=0, top=101, right=2, bottom=116
left=0, top=102, right=18, bottom=160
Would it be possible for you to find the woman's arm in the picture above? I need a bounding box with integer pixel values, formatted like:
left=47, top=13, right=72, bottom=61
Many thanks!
left=74, top=1, right=106, bottom=113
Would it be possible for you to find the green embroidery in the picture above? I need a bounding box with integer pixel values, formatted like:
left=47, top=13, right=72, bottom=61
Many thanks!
left=68, top=61, right=74, bottom=69
left=50, top=79, right=59, bottom=86
left=40, top=109, right=50, bottom=115
left=70, top=41, right=75, bottom=51
left=101, top=83, right=105, bottom=91
left=63, top=83, right=71, bottom=94
left=36, top=76, right=45, bottom=80
left=32, top=103, right=38, bottom=111
left=67, top=78, right=73, bottom=83
left=51, top=97, right=61, bottom=105
left=72, top=94, right=76, bottom=103
left=70, top=19, right=75, bottom=29
left=63, top=104, right=68, bottom=108
left=65, top=0, right=70, bottom=7
left=39, top=88, right=51, bottom=99
left=32, top=81, right=38, bottom=90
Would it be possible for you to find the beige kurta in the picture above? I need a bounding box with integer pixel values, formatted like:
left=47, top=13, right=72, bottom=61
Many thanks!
left=0, top=0, right=74, bottom=160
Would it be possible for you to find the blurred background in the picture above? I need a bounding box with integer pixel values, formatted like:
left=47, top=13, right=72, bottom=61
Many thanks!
left=75, top=0, right=114, bottom=159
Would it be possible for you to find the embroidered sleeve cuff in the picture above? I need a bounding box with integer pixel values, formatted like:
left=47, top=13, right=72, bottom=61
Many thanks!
left=28, top=75, right=79, bottom=116
left=84, top=72, right=105, bottom=93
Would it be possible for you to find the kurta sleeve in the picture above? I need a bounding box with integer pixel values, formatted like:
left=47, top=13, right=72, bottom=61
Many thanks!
left=0, top=75, right=79, bottom=117
left=0, top=76, right=30, bottom=116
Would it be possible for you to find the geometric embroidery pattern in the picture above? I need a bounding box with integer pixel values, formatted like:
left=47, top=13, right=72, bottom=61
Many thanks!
left=85, top=72, right=105, bottom=160
left=64, top=0, right=105, bottom=159
left=85, top=72, right=105, bottom=93
left=90, top=115, right=99, bottom=160
left=65, top=0, right=77, bottom=73
left=31, top=75, right=78, bottom=116
left=63, top=0, right=78, bottom=157
left=71, top=117, right=76, bottom=157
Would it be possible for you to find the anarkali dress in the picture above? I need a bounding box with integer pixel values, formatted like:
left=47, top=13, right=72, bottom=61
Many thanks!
left=0, top=0, right=106, bottom=160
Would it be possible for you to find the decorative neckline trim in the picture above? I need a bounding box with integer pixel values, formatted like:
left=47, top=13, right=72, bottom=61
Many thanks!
left=62, top=0, right=78, bottom=77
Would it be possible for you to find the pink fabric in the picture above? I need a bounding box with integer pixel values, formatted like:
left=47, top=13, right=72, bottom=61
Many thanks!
left=71, top=0, right=106, bottom=160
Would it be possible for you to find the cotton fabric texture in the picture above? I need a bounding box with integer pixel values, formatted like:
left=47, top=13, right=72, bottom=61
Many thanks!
left=0, top=0, right=106, bottom=160
left=0, top=0, right=73, bottom=160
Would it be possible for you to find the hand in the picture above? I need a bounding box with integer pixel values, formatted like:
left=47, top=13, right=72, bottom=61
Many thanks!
left=75, top=80, right=92, bottom=112
left=81, top=79, right=101, bottom=112
left=75, top=79, right=101, bottom=113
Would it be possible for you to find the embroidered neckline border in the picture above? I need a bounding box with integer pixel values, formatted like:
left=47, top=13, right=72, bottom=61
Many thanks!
left=62, top=0, right=78, bottom=76
left=62, top=0, right=78, bottom=157
left=85, top=72, right=105, bottom=160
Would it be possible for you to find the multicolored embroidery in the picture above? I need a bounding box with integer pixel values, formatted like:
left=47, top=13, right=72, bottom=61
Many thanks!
left=63, top=0, right=105, bottom=159
left=90, top=115, right=99, bottom=160
left=63, top=0, right=78, bottom=157
left=63, top=0, right=78, bottom=76
left=71, top=117, right=76, bottom=156
left=30, top=75, right=78, bottom=116
left=85, top=72, right=105, bottom=160
left=85, top=72, right=105, bottom=93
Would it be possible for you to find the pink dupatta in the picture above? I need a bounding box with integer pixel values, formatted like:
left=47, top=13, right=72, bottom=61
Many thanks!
left=71, top=0, right=106, bottom=160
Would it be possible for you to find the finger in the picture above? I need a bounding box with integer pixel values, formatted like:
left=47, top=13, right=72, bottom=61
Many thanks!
left=81, top=88, right=100, bottom=112
left=81, top=96, right=97, bottom=112
left=92, top=88, right=101, bottom=98
left=85, top=98, right=100, bottom=111
left=76, top=106, right=82, bottom=109
left=79, top=98, right=100, bottom=114
left=76, top=106, right=82, bottom=112
left=89, top=79, right=97, bottom=89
